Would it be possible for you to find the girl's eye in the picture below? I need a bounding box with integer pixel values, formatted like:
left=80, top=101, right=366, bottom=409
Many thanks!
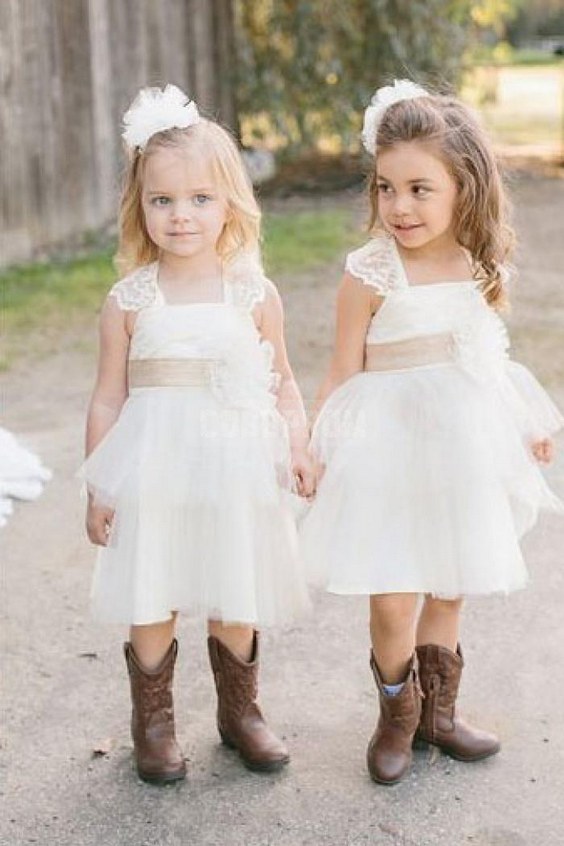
left=413, top=186, right=430, bottom=197
left=152, top=196, right=171, bottom=206
left=377, top=183, right=391, bottom=194
left=193, top=194, right=212, bottom=206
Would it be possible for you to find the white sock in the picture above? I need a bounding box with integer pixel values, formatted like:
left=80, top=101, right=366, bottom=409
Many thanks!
left=383, top=681, right=404, bottom=697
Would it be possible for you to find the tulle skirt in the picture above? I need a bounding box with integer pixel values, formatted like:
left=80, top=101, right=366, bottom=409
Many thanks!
left=81, top=386, right=310, bottom=626
left=300, top=361, right=563, bottom=597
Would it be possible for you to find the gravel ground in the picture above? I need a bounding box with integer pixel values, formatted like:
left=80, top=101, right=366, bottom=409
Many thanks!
left=1, top=173, right=563, bottom=846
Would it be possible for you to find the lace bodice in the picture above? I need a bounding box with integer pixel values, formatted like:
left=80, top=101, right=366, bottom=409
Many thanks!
left=109, top=251, right=268, bottom=313
left=107, top=253, right=278, bottom=409
left=345, top=234, right=406, bottom=295
left=345, top=234, right=510, bottom=380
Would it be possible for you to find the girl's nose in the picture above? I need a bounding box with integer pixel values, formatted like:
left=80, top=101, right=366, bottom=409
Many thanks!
left=170, top=200, right=192, bottom=221
left=394, top=195, right=411, bottom=216
left=391, top=193, right=412, bottom=216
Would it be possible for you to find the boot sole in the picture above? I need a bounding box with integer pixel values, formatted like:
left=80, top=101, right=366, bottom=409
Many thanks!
left=220, top=733, right=289, bottom=773
left=369, top=772, right=408, bottom=786
left=413, top=736, right=501, bottom=762
left=137, top=768, right=187, bottom=785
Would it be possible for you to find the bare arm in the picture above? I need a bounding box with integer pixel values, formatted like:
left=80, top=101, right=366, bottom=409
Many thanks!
left=256, top=280, right=315, bottom=496
left=85, top=296, right=131, bottom=456
left=85, top=295, right=131, bottom=545
left=312, top=271, right=381, bottom=423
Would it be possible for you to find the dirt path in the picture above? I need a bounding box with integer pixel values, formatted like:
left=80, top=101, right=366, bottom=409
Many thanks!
left=1, top=174, right=564, bottom=846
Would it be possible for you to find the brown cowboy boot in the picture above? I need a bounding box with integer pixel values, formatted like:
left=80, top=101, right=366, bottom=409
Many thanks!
left=367, top=652, right=422, bottom=785
left=415, top=643, right=500, bottom=761
left=124, top=639, right=186, bottom=784
left=207, top=631, right=289, bottom=772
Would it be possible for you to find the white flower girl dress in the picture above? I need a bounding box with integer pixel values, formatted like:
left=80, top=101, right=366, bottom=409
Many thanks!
left=82, top=255, right=309, bottom=625
left=300, top=233, right=563, bottom=597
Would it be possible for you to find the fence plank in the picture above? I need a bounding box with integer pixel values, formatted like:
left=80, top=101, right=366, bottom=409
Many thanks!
left=1, top=0, right=235, bottom=267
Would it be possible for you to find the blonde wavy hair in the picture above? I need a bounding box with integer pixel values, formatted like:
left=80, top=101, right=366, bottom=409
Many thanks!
left=367, top=94, right=514, bottom=308
left=116, top=119, right=261, bottom=276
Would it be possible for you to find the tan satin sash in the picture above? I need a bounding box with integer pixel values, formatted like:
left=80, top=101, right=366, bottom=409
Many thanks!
left=364, top=333, right=454, bottom=372
left=128, top=358, right=216, bottom=388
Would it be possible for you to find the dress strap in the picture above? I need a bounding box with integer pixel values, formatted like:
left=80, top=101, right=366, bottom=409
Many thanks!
left=109, top=262, right=159, bottom=311
left=345, top=233, right=406, bottom=295
left=223, top=251, right=267, bottom=311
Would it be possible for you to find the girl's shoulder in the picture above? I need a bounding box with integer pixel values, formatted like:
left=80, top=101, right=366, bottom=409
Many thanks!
left=108, top=262, right=158, bottom=311
left=224, top=250, right=269, bottom=311
left=345, top=232, right=403, bottom=296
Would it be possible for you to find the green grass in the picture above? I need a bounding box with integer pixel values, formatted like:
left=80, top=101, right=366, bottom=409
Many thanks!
left=2, top=248, right=116, bottom=334
left=470, top=47, right=564, bottom=68
left=508, top=51, right=564, bottom=67
left=262, top=208, right=356, bottom=275
left=0, top=208, right=355, bottom=362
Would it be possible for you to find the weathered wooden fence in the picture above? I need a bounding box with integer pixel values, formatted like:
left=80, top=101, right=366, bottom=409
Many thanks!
left=0, top=0, right=235, bottom=267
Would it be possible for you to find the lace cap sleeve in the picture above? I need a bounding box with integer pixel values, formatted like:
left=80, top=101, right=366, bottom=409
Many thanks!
left=224, top=251, right=267, bottom=311
left=108, top=262, right=158, bottom=311
left=345, top=234, right=403, bottom=295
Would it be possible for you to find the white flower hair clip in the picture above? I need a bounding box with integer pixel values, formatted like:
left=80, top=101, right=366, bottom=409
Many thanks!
left=122, top=84, right=200, bottom=151
left=361, top=79, right=429, bottom=155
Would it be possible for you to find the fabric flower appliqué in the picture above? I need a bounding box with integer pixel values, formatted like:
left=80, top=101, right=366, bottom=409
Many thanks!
left=208, top=337, right=280, bottom=411
left=122, top=84, right=199, bottom=151
left=451, top=311, right=510, bottom=384
left=362, top=79, right=429, bottom=155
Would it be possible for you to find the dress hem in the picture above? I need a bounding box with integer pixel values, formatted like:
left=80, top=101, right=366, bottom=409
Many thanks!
left=319, top=580, right=529, bottom=599
left=90, top=603, right=312, bottom=628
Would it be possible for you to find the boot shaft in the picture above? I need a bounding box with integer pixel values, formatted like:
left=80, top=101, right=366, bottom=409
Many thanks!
left=367, top=651, right=422, bottom=784
left=416, top=643, right=462, bottom=736
left=123, top=638, right=186, bottom=783
left=207, top=633, right=259, bottom=722
left=124, top=639, right=178, bottom=734
left=370, top=652, right=422, bottom=734
left=415, top=643, right=500, bottom=761
left=207, top=632, right=289, bottom=771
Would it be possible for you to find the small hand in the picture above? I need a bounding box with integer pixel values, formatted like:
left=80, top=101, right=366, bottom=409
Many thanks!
left=313, top=459, right=326, bottom=487
left=86, top=500, right=115, bottom=546
left=531, top=437, right=554, bottom=464
left=292, top=450, right=317, bottom=499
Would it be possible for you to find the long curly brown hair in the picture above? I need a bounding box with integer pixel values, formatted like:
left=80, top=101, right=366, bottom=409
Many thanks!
left=367, top=94, right=514, bottom=308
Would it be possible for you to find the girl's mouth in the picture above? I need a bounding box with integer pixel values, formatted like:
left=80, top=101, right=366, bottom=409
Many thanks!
left=393, top=223, right=422, bottom=232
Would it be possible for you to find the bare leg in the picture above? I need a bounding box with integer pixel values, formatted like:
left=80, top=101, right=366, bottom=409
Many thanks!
left=207, top=620, right=254, bottom=662
left=130, top=612, right=177, bottom=670
left=369, top=593, right=419, bottom=683
left=125, top=612, right=185, bottom=783
left=416, top=596, right=463, bottom=651
left=367, top=593, right=421, bottom=784
left=414, top=597, right=500, bottom=760
left=207, top=622, right=288, bottom=770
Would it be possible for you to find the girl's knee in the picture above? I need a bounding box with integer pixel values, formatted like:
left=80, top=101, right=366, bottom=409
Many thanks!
left=423, top=595, right=463, bottom=615
left=370, top=593, right=418, bottom=636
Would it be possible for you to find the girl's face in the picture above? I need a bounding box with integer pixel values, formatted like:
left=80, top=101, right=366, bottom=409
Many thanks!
left=141, top=146, right=229, bottom=261
left=375, top=141, right=458, bottom=251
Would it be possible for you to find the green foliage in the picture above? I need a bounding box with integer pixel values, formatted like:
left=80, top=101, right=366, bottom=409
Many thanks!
left=263, top=208, right=357, bottom=274
left=235, top=0, right=475, bottom=151
left=1, top=209, right=355, bottom=340
left=507, top=0, right=564, bottom=42
left=1, top=250, right=115, bottom=332
left=471, top=44, right=563, bottom=66
left=470, top=0, right=522, bottom=34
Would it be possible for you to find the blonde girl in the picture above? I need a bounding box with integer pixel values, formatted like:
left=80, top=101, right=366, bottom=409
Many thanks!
left=301, top=80, right=563, bottom=785
left=83, top=85, right=313, bottom=783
